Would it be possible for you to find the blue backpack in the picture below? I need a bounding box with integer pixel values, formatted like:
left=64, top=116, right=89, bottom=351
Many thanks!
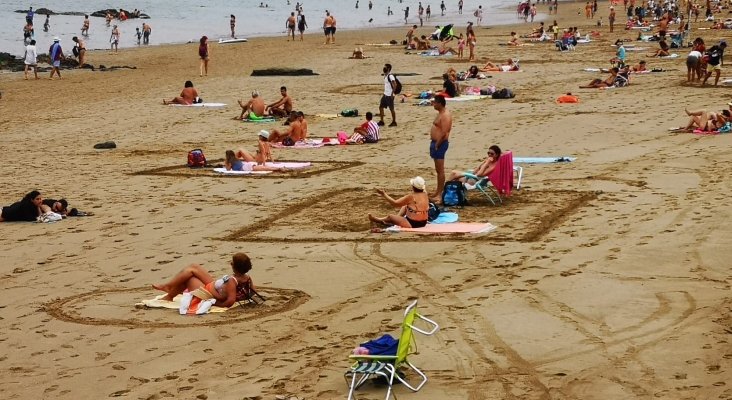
left=442, top=181, right=467, bottom=207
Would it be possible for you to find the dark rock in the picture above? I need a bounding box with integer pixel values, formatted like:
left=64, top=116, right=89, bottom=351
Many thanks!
left=93, top=141, right=117, bottom=149
left=90, top=9, right=150, bottom=19
left=251, top=68, right=319, bottom=76
left=15, top=8, right=90, bottom=16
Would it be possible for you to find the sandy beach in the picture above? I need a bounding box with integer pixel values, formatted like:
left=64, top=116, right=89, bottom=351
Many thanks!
left=1, top=1, right=731, bottom=399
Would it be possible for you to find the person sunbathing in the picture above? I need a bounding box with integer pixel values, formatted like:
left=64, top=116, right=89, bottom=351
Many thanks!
left=237, top=90, right=266, bottom=120
left=579, top=67, right=618, bottom=88
left=466, top=65, right=481, bottom=78
left=508, top=31, right=522, bottom=46
left=152, top=252, right=255, bottom=307
left=368, top=177, right=430, bottom=229
left=415, top=35, right=431, bottom=50
left=350, top=47, right=365, bottom=59
left=526, top=22, right=545, bottom=38
left=225, top=149, right=285, bottom=171
left=679, top=109, right=729, bottom=132
left=437, top=40, right=458, bottom=55
left=447, top=145, right=501, bottom=185
left=480, top=59, right=519, bottom=72
left=163, top=80, right=198, bottom=105
left=236, top=130, right=274, bottom=164
left=647, top=39, right=670, bottom=57
left=631, top=60, right=648, bottom=72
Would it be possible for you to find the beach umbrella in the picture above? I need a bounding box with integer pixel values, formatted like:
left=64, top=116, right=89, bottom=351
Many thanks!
left=439, top=24, right=454, bottom=40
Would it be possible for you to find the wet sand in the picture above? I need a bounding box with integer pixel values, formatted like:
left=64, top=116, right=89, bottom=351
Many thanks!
left=1, top=2, right=731, bottom=399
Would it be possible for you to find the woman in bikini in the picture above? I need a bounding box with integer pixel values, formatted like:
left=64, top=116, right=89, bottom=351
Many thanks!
left=198, top=36, right=209, bottom=77
left=152, top=252, right=254, bottom=307
left=480, top=59, right=519, bottom=72
left=447, top=145, right=501, bottom=184
left=680, top=109, right=729, bottom=132
left=580, top=67, right=618, bottom=88
left=368, top=177, right=430, bottom=228
left=224, top=149, right=285, bottom=172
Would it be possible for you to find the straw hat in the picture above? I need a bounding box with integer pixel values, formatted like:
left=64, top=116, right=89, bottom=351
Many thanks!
left=410, top=176, right=426, bottom=191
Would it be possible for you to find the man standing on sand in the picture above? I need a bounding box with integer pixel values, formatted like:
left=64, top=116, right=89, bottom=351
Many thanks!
left=266, top=86, right=294, bottom=117
left=238, top=90, right=266, bottom=119
left=378, top=63, right=398, bottom=127
left=406, top=25, right=417, bottom=45
left=287, top=12, right=297, bottom=41
left=230, top=15, right=236, bottom=38
left=72, top=36, right=86, bottom=68
left=429, top=95, right=452, bottom=202
left=323, top=11, right=334, bottom=44
left=608, top=7, right=616, bottom=33
left=49, top=37, right=64, bottom=80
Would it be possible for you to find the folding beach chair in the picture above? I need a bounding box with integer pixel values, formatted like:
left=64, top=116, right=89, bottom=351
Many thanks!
left=463, top=151, right=522, bottom=205
left=345, top=300, right=439, bottom=400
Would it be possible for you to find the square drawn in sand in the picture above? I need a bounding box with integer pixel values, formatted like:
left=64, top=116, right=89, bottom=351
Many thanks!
left=221, top=188, right=598, bottom=243
left=131, top=160, right=364, bottom=179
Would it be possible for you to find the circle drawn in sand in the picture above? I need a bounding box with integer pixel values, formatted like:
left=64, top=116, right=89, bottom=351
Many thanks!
left=43, top=286, right=310, bottom=328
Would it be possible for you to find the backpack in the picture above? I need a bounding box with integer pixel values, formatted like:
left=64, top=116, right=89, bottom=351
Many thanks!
left=340, top=108, right=359, bottom=117
left=491, top=88, right=515, bottom=99
left=442, top=181, right=467, bottom=207
left=427, top=202, right=441, bottom=222
left=390, top=74, right=403, bottom=95
left=187, top=149, right=206, bottom=168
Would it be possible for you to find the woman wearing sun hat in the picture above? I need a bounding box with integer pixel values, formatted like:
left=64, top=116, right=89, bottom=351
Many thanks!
left=368, top=177, right=430, bottom=228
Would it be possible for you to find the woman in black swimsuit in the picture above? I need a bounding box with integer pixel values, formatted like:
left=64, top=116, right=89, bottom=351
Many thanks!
left=368, top=177, right=430, bottom=228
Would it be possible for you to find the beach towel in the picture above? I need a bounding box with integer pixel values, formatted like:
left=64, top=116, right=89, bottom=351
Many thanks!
left=137, top=293, right=230, bottom=314
left=513, top=157, right=576, bottom=163
left=488, top=152, right=514, bottom=197
left=431, top=212, right=459, bottom=224
left=242, top=117, right=276, bottom=123
left=213, top=168, right=273, bottom=175
left=270, top=138, right=339, bottom=149
left=384, top=222, right=497, bottom=234
left=659, top=53, right=679, bottom=58
left=170, top=103, right=227, bottom=108
left=445, top=95, right=490, bottom=102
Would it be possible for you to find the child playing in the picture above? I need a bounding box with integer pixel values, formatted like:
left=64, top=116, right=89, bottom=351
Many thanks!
left=457, top=33, right=465, bottom=59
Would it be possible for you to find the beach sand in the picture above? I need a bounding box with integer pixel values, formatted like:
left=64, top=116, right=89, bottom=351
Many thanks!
left=1, top=2, right=731, bottom=399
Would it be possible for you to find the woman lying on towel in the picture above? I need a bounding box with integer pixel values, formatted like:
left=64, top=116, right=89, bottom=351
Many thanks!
left=368, top=176, right=430, bottom=229
left=447, top=145, right=501, bottom=186
left=480, top=59, right=519, bottom=72
left=152, top=252, right=255, bottom=307
left=579, top=67, right=618, bottom=88
left=225, top=150, right=285, bottom=172
left=676, top=109, right=730, bottom=132
left=236, top=130, right=274, bottom=165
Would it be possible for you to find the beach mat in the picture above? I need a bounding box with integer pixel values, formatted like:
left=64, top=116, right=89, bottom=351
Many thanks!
left=137, top=294, right=230, bottom=313
left=170, top=103, right=227, bottom=108
left=271, top=138, right=339, bottom=149
left=242, top=117, right=276, bottom=123
left=213, top=168, right=272, bottom=175
left=384, top=222, right=497, bottom=234
left=446, top=95, right=490, bottom=102
left=513, top=157, right=576, bottom=163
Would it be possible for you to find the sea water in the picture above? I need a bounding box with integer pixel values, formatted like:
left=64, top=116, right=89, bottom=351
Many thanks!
left=1, top=0, right=525, bottom=56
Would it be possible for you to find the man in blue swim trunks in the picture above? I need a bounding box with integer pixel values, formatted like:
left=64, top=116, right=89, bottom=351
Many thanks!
left=429, top=95, right=452, bottom=201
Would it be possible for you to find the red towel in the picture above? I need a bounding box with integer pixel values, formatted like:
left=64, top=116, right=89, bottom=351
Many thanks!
left=488, top=151, right=514, bottom=197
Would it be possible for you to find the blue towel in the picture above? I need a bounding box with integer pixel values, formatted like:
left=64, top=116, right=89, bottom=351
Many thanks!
left=361, top=334, right=399, bottom=355
left=430, top=212, right=459, bottom=224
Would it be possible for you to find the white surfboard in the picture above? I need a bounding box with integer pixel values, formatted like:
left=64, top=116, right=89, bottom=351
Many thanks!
left=218, top=38, right=248, bottom=44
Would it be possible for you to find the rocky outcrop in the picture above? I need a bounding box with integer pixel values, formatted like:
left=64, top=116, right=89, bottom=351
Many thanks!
left=89, top=9, right=150, bottom=19
left=14, top=8, right=149, bottom=18
left=15, top=8, right=88, bottom=16
left=0, top=52, right=136, bottom=72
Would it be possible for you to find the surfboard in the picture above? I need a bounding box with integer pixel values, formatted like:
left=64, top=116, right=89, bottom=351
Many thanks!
left=218, top=38, right=248, bottom=44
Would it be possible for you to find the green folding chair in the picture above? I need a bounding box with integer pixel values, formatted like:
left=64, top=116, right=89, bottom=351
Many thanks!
left=345, top=300, right=439, bottom=400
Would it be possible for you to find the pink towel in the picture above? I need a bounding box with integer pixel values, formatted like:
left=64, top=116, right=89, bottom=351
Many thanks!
left=488, top=151, right=514, bottom=197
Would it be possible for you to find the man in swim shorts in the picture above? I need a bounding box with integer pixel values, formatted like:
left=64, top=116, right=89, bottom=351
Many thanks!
left=238, top=90, right=267, bottom=119
left=287, top=12, right=297, bottom=41
left=429, top=95, right=452, bottom=201
left=266, top=86, right=294, bottom=118
left=323, top=11, right=334, bottom=44
left=269, top=111, right=305, bottom=143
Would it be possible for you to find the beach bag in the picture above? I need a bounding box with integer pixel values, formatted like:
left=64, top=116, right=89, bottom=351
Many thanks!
left=391, top=74, right=403, bottom=94
left=187, top=149, right=206, bottom=168
left=427, top=202, right=441, bottom=222
left=340, top=108, right=359, bottom=117
left=442, top=181, right=467, bottom=207
left=491, top=88, right=515, bottom=99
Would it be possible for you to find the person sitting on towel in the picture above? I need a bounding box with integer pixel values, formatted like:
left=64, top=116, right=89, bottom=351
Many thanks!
left=163, top=80, right=198, bottom=105
left=236, top=130, right=274, bottom=164
left=436, top=73, right=458, bottom=98
left=437, top=40, right=458, bottom=55
left=237, top=90, right=266, bottom=120
left=225, top=150, right=285, bottom=172
left=265, top=86, right=294, bottom=118
left=368, top=177, right=430, bottom=229
left=414, top=35, right=431, bottom=50
left=269, top=111, right=306, bottom=143
left=348, top=112, right=380, bottom=143
left=579, top=67, right=618, bottom=88
left=152, top=252, right=255, bottom=306
left=447, top=145, right=501, bottom=186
